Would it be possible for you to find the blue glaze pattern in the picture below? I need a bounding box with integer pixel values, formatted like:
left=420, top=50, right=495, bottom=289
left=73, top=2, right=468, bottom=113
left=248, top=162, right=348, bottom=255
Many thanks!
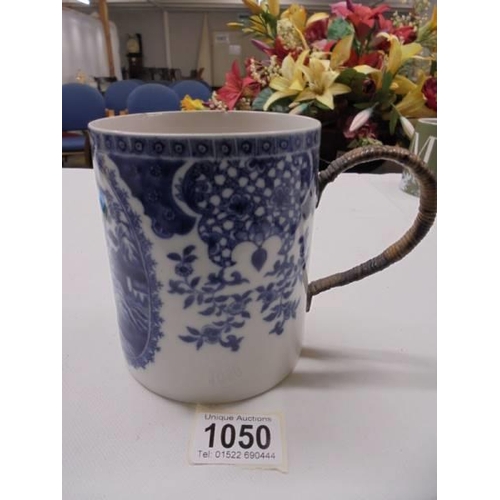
left=178, top=152, right=313, bottom=270
left=91, top=128, right=319, bottom=360
left=168, top=237, right=308, bottom=351
left=109, top=154, right=197, bottom=239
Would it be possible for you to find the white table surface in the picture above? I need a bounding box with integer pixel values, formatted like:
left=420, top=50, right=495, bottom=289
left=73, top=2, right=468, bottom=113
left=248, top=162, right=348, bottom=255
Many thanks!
left=63, top=170, right=436, bottom=500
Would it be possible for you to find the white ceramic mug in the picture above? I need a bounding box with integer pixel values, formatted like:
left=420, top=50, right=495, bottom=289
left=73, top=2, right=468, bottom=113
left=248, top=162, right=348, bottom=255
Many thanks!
left=89, top=111, right=437, bottom=403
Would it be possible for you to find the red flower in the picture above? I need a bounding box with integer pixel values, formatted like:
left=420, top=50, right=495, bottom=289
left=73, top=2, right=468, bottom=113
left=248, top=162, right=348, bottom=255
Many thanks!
left=345, top=49, right=384, bottom=69
left=251, top=37, right=301, bottom=62
left=304, top=18, right=329, bottom=44
left=358, top=51, right=384, bottom=69
left=392, top=25, right=417, bottom=44
left=422, top=76, right=437, bottom=111
left=217, top=60, right=260, bottom=110
left=361, top=77, right=376, bottom=97
left=332, top=2, right=392, bottom=42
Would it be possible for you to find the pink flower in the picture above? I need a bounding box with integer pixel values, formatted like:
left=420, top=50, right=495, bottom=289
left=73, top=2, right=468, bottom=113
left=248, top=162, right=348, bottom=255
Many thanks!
left=330, top=1, right=351, bottom=18
left=216, top=60, right=261, bottom=110
left=311, top=39, right=336, bottom=52
left=252, top=37, right=301, bottom=62
left=343, top=115, right=379, bottom=140
left=251, top=39, right=275, bottom=57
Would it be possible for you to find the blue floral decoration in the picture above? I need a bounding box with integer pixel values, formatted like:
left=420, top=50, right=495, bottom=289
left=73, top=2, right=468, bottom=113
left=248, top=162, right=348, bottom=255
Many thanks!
left=168, top=245, right=249, bottom=351
left=169, top=239, right=308, bottom=351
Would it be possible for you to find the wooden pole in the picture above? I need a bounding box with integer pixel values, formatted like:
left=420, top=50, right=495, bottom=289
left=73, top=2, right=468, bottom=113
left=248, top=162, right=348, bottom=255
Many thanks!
left=98, top=0, right=115, bottom=77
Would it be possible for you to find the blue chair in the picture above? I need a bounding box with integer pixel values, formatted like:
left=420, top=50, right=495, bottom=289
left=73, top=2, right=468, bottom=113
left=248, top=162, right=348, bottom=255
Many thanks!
left=62, top=83, right=106, bottom=166
left=104, top=80, right=143, bottom=115
left=126, top=83, right=181, bottom=114
left=171, top=79, right=212, bottom=101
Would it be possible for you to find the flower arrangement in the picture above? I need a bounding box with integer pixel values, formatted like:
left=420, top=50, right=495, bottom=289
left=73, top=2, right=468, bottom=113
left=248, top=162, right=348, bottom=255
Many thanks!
left=182, top=0, right=437, bottom=156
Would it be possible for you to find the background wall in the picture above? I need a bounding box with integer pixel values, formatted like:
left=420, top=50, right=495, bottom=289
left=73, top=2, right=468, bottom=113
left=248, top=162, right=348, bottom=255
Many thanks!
left=109, top=8, right=167, bottom=69
left=167, top=12, right=204, bottom=76
left=62, top=8, right=122, bottom=83
left=107, top=8, right=262, bottom=81
left=168, top=11, right=261, bottom=83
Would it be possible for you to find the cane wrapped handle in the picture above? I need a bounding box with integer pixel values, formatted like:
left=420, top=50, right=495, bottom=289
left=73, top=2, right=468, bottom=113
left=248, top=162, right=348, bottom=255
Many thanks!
left=306, top=145, right=437, bottom=311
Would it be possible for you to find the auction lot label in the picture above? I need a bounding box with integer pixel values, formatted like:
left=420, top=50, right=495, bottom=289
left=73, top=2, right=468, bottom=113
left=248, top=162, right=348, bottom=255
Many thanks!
left=189, top=407, right=287, bottom=471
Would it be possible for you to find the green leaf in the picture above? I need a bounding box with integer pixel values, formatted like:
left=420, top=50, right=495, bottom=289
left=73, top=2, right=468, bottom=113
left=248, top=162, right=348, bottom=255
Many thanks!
left=260, top=12, right=277, bottom=38
left=251, top=87, right=274, bottom=111
left=327, top=17, right=354, bottom=41
left=314, top=101, right=332, bottom=111
left=381, top=71, right=393, bottom=93
left=353, top=102, right=374, bottom=110
left=389, top=107, right=399, bottom=135
left=335, top=68, right=358, bottom=86
left=430, top=59, right=437, bottom=76
left=336, top=69, right=370, bottom=103
left=270, top=101, right=291, bottom=113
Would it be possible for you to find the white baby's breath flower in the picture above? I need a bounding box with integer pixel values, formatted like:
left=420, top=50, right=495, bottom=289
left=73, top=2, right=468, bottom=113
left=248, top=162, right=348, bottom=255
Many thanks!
left=277, top=18, right=302, bottom=50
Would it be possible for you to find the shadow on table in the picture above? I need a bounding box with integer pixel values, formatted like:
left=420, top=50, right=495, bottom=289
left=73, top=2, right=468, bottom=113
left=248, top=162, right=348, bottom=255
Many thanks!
left=281, top=346, right=436, bottom=391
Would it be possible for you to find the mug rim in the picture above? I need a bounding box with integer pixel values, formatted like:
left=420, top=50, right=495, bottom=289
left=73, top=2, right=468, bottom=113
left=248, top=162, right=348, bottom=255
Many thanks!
left=89, top=110, right=321, bottom=138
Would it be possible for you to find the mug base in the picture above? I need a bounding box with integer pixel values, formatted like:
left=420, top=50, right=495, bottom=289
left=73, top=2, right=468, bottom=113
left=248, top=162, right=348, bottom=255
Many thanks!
left=126, top=358, right=300, bottom=405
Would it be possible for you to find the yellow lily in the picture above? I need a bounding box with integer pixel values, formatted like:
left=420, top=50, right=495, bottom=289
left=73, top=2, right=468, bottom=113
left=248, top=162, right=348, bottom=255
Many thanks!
left=296, top=58, right=351, bottom=110
left=330, top=35, right=354, bottom=70
left=354, top=36, right=422, bottom=91
left=305, top=12, right=330, bottom=27
left=396, top=73, right=436, bottom=118
left=353, top=65, right=379, bottom=75
left=267, top=0, right=280, bottom=17
left=181, top=95, right=206, bottom=111
left=385, top=35, right=422, bottom=75
left=281, top=4, right=307, bottom=32
left=242, top=0, right=263, bottom=15
left=354, top=68, right=417, bottom=95
left=264, top=51, right=308, bottom=110
left=358, top=34, right=421, bottom=77
left=392, top=75, right=417, bottom=95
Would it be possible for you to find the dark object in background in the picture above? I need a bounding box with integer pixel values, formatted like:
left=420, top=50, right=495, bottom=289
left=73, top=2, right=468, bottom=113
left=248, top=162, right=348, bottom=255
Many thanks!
left=126, top=33, right=143, bottom=79
left=317, top=108, right=403, bottom=174
left=93, top=76, right=117, bottom=94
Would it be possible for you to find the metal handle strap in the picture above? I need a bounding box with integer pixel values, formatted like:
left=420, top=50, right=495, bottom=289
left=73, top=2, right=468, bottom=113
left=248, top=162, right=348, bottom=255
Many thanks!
left=306, top=145, right=437, bottom=311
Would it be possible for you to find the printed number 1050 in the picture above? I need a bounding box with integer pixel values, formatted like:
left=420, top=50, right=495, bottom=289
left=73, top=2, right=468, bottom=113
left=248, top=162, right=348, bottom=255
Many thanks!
left=204, top=423, right=271, bottom=450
